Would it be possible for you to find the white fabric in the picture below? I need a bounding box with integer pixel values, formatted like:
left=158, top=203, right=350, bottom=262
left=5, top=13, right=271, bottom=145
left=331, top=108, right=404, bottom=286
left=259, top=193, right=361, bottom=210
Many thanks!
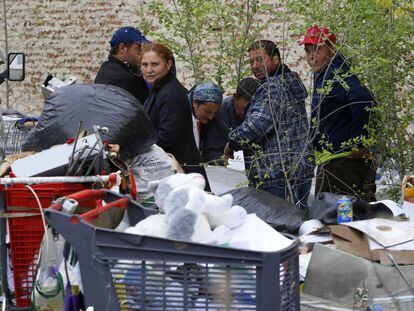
left=192, top=115, right=200, bottom=150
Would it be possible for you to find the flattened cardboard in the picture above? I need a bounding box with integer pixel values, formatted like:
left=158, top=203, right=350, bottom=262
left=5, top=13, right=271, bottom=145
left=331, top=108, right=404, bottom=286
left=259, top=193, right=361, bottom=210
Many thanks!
left=330, top=225, right=378, bottom=261
left=343, top=218, right=414, bottom=247
left=330, top=225, right=414, bottom=265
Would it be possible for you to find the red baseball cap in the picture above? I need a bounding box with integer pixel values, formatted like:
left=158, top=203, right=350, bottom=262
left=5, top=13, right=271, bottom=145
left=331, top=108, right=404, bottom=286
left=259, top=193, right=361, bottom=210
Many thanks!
left=299, top=24, right=336, bottom=46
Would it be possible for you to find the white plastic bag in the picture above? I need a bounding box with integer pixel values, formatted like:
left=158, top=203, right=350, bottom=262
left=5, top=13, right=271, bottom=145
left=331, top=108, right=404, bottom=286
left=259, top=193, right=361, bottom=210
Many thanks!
left=32, top=227, right=66, bottom=310
left=129, top=144, right=180, bottom=201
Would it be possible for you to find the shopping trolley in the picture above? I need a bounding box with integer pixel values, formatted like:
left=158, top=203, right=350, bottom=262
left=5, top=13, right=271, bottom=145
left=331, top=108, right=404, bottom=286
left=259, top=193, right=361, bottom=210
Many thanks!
left=0, top=175, right=119, bottom=310
left=46, top=189, right=300, bottom=311
left=0, top=115, right=37, bottom=161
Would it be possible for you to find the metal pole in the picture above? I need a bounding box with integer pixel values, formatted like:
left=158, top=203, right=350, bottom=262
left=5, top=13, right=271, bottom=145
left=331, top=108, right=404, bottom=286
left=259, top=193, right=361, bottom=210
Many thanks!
left=2, top=0, right=9, bottom=108
left=0, top=174, right=117, bottom=185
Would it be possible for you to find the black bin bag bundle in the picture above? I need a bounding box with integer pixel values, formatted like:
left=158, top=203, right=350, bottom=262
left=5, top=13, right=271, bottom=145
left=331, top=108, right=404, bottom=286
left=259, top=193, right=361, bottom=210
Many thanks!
left=309, top=192, right=393, bottom=225
left=22, top=84, right=156, bottom=160
left=223, top=187, right=307, bottom=234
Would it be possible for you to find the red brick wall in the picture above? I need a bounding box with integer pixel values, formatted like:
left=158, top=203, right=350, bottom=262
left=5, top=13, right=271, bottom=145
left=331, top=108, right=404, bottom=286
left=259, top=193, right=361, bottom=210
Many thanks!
left=0, top=0, right=309, bottom=115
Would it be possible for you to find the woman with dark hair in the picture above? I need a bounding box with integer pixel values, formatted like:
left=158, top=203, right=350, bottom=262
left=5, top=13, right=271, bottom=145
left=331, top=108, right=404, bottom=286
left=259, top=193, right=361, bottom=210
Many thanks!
left=140, top=43, right=210, bottom=189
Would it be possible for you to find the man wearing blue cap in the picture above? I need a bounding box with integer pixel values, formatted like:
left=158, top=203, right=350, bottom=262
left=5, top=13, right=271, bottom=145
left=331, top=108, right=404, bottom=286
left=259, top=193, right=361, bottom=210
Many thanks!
left=95, top=26, right=150, bottom=104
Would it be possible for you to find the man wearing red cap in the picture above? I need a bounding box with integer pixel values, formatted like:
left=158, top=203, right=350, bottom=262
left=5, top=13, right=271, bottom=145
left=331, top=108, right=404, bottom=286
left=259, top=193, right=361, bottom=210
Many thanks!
left=300, top=24, right=377, bottom=202
left=95, top=26, right=150, bottom=105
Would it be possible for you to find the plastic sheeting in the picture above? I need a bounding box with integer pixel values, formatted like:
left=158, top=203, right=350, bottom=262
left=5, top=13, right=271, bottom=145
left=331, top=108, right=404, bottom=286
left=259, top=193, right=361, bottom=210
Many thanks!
left=309, top=192, right=393, bottom=225
left=223, top=187, right=307, bottom=234
left=22, top=84, right=155, bottom=160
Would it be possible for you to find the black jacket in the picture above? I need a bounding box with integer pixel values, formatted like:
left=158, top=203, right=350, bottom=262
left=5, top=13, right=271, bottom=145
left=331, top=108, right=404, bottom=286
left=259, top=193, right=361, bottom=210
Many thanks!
left=203, top=96, right=243, bottom=163
left=94, top=55, right=148, bottom=105
left=145, top=73, right=210, bottom=181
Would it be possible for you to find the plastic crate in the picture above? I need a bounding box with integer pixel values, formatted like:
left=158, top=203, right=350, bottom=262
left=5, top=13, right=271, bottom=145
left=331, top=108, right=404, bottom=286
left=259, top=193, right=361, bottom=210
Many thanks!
left=45, top=190, right=300, bottom=311
left=1, top=182, right=88, bottom=307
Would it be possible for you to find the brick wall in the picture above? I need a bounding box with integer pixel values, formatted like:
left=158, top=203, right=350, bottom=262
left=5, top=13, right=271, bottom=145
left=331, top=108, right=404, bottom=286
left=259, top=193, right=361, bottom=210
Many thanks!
left=0, top=0, right=310, bottom=115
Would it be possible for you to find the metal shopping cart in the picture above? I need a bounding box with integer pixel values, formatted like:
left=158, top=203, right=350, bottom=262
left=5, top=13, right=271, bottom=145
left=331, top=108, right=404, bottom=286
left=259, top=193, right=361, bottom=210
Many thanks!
left=0, top=175, right=119, bottom=310
left=46, top=189, right=300, bottom=311
left=0, top=115, right=37, bottom=161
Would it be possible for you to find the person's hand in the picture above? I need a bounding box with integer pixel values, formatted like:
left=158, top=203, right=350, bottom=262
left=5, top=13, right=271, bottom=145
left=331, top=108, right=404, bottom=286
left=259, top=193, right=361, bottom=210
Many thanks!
left=224, top=142, right=234, bottom=160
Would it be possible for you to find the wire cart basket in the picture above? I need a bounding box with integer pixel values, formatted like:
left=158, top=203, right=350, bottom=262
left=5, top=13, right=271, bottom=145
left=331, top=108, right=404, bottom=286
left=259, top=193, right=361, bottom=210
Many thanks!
left=46, top=189, right=300, bottom=311
left=0, top=116, right=36, bottom=161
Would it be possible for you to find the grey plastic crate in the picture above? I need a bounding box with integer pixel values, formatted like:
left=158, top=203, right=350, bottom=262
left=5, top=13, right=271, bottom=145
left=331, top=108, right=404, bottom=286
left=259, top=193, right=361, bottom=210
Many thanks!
left=45, top=191, right=300, bottom=311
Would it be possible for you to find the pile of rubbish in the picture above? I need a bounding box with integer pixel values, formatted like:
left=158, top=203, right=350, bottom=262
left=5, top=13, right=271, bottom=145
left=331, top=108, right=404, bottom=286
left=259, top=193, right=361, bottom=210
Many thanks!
left=299, top=187, right=414, bottom=310
left=0, top=84, right=298, bottom=311
left=2, top=83, right=413, bottom=310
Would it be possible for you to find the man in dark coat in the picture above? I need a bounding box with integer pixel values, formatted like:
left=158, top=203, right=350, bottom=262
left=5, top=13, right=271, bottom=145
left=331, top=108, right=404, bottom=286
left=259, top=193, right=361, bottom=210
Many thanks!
left=203, top=77, right=260, bottom=164
left=300, top=24, right=377, bottom=201
left=95, top=26, right=149, bottom=104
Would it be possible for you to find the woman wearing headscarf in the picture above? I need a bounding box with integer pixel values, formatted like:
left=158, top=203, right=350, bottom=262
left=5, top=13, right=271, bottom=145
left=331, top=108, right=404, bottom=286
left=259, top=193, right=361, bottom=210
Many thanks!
left=140, top=43, right=210, bottom=190
left=188, top=82, right=223, bottom=158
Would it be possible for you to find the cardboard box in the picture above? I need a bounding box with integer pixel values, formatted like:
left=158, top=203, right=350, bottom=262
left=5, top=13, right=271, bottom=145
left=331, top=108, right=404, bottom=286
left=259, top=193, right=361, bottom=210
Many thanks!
left=330, top=225, right=414, bottom=265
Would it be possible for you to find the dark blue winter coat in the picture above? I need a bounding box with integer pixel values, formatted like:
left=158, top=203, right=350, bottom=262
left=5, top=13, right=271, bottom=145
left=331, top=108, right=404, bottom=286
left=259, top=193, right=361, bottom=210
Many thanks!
left=311, top=54, right=375, bottom=152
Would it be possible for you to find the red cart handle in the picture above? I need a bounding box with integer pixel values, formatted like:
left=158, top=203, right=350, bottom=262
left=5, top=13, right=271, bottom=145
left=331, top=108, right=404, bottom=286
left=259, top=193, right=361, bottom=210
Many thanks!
left=51, top=189, right=130, bottom=223
left=66, top=189, right=106, bottom=202
left=80, top=196, right=129, bottom=222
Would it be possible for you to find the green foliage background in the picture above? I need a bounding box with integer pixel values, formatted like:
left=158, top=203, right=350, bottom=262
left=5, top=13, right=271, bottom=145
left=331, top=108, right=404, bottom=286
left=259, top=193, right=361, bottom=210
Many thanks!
left=285, top=0, right=413, bottom=198
left=138, top=0, right=413, bottom=198
left=138, top=0, right=277, bottom=91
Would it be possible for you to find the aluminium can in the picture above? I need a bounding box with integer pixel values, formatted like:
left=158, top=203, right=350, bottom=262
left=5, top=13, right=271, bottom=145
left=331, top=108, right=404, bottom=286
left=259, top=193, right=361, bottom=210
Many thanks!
left=337, top=196, right=353, bottom=224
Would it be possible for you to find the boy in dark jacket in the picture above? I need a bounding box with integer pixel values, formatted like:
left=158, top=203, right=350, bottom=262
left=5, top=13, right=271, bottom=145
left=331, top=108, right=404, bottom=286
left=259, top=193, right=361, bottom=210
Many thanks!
left=203, top=77, right=260, bottom=164
left=300, top=24, right=377, bottom=201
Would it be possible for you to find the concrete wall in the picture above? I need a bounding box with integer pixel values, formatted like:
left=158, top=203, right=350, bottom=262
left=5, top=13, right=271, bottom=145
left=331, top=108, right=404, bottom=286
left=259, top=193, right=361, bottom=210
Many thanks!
left=0, top=0, right=310, bottom=115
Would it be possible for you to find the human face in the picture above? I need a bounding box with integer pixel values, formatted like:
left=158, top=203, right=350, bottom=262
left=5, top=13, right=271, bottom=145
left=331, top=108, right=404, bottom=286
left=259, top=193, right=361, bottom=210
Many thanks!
left=140, top=51, right=172, bottom=84
left=121, top=42, right=141, bottom=69
left=233, top=96, right=250, bottom=119
left=193, top=101, right=220, bottom=125
left=248, top=49, right=279, bottom=80
left=304, top=44, right=334, bottom=73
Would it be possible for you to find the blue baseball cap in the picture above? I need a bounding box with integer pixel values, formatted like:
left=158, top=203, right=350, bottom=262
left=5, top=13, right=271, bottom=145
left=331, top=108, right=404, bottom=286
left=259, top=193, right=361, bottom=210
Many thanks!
left=109, top=26, right=150, bottom=47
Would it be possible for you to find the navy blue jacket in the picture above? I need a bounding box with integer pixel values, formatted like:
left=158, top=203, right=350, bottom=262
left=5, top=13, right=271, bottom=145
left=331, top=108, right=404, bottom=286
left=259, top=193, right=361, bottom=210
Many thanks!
left=311, top=54, right=375, bottom=152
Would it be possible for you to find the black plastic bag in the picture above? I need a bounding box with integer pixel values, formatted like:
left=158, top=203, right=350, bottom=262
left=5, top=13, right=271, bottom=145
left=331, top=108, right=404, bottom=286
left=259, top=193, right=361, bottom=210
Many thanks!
left=22, top=84, right=156, bottom=160
left=223, top=187, right=307, bottom=234
left=309, top=192, right=393, bottom=225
